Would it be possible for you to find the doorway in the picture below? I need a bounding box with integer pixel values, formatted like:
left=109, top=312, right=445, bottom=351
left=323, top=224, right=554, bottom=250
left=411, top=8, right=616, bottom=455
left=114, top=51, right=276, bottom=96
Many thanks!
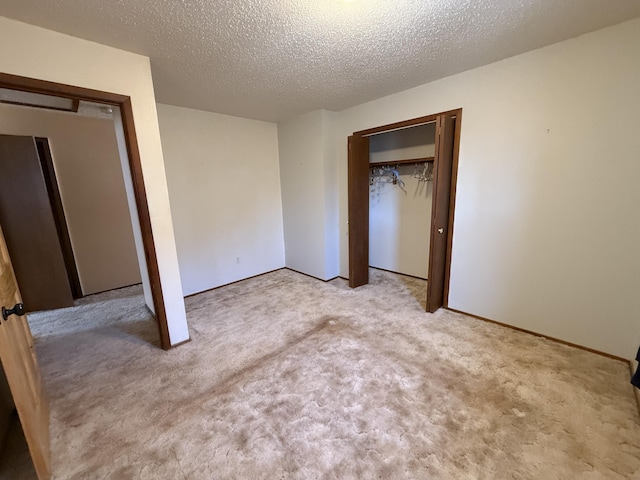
left=348, top=109, right=462, bottom=312
left=0, top=72, right=171, bottom=349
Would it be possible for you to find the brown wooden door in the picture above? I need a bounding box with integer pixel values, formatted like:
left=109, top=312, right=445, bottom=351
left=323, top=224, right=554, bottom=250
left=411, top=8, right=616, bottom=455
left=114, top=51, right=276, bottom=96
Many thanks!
left=348, top=134, right=370, bottom=288
left=0, top=135, right=73, bottom=312
left=0, top=225, right=51, bottom=479
left=426, top=114, right=456, bottom=312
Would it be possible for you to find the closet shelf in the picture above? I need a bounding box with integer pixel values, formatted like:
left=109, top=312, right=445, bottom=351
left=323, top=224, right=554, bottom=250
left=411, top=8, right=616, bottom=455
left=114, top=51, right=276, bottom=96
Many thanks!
left=369, top=156, right=434, bottom=167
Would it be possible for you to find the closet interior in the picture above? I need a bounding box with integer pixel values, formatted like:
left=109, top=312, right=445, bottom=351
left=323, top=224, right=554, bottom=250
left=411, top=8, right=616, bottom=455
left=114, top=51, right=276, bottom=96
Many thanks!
left=348, top=109, right=460, bottom=312
left=369, top=123, right=436, bottom=280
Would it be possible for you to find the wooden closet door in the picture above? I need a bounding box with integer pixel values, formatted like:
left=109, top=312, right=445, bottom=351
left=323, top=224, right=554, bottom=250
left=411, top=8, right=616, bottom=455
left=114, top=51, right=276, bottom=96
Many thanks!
left=348, top=134, right=370, bottom=288
left=0, top=135, right=73, bottom=312
left=426, top=114, right=455, bottom=312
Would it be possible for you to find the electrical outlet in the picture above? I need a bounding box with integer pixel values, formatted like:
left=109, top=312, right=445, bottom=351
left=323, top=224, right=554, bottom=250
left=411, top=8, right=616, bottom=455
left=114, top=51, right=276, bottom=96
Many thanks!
left=236, top=257, right=240, bottom=264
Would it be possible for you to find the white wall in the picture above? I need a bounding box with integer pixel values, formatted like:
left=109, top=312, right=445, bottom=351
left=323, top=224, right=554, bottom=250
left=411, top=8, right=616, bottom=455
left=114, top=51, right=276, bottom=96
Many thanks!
left=0, top=16, right=188, bottom=345
left=157, top=104, right=285, bottom=296
left=369, top=125, right=435, bottom=278
left=278, top=110, right=339, bottom=280
left=0, top=104, right=141, bottom=295
left=112, top=108, right=154, bottom=312
left=322, top=111, right=340, bottom=279
left=336, top=18, right=640, bottom=359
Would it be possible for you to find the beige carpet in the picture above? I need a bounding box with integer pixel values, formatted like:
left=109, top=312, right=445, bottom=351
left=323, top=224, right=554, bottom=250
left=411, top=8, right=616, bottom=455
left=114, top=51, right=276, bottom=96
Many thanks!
left=2, top=268, right=639, bottom=479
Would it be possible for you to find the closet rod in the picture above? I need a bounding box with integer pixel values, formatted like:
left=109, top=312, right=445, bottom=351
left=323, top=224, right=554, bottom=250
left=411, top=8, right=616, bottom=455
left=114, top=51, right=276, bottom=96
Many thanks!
left=369, top=156, right=434, bottom=167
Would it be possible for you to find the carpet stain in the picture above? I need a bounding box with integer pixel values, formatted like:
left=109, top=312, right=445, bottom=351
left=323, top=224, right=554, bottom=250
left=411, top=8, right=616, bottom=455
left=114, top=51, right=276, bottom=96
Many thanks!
left=177, top=316, right=351, bottom=404
left=4, top=269, right=638, bottom=480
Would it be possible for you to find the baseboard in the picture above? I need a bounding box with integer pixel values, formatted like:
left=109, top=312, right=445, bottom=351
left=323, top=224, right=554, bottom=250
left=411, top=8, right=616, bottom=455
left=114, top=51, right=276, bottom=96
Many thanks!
left=85, top=281, right=143, bottom=298
left=446, top=308, right=627, bottom=363
left=183, top=267, right=340, bottom=299
left=284, top=268, right=339, bottom=283
left=369, top=266, right=427, bottom=281
left=184, top=268, right=286, bottom=298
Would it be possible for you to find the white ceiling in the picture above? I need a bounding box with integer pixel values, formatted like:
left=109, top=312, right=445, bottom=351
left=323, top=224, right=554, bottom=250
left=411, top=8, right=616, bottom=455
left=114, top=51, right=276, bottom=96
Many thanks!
left=1, top=1, right=639, bottom=122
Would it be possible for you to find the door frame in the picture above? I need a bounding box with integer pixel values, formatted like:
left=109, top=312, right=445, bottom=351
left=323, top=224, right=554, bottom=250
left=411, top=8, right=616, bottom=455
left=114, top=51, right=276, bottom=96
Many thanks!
left=0, top=72, right=172, bottom=349
left=348, top=108, right=462, bottom=308
left=34, top=137, right=83, bottom=300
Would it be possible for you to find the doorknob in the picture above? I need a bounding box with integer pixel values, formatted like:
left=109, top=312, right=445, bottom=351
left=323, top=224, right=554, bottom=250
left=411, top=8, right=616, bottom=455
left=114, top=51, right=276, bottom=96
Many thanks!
left=2, top=303, right=25, bottom=321
left=438, top=228, right=444, bottom=234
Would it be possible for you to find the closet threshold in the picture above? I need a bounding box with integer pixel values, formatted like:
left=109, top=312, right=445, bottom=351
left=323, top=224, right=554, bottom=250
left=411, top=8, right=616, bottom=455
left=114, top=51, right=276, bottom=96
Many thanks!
left=369, top=156, right=434, bottom=167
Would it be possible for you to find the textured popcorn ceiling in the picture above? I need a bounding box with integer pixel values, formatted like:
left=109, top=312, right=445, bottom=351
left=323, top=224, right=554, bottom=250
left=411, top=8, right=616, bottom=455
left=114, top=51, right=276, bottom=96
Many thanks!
left=1, top=1, right=639, bottom=121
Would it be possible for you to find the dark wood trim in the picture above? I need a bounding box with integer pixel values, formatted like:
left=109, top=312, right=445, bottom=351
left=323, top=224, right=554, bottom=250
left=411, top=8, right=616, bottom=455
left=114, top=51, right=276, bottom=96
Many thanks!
left=71, top=99, right=80, bottom=113
left=81, top=281, right=142, bottom=299
left=446, top=307, right=628, bottom=363
left=425, top=113, right=455, bottom=312
left=0, top=72, right=172, bottom=349
left=34, top=137, right=83, bottom=299
left=350, top=108, right=461, bottom=310
left=442, top=110, right=462, bottom=307
left=0, top=73, right=126, bottom=105
left=183, top=268, right=343, bottom=300
left=285, top=268, right=339, bottom=283
left=119, top=99, right=170, bottom=349
left=369, top=266, right=427, bottom=281
left=370, top=156, right=434, bottom=167
left=184, top=268, right=286, bottom=298
left=354, top=109, right=460, bottom=137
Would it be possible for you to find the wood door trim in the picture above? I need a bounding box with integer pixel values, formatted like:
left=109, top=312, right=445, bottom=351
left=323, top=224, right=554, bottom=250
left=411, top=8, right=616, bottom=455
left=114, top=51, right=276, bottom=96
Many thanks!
left=0, top=73, right=128, bottom=105
left=348, top=108, right=461, bottom=309
left=353, top=109, right=461, bottom=137
left=34, top=137, right=83, bottom=299
left=119, top=98, right=170, bottom=347
left=0, top=73, right=172, bottom=349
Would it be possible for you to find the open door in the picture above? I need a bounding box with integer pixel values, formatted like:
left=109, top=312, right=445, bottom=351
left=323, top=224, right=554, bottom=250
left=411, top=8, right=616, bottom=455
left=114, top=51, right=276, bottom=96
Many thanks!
left=0, top=135, right=74, bottom=311
left=426, top=114, right=456, bottom=312
left=348, top=109, right=461, bottom=302
left=348, top=134, right=370, bottom=288
left=0, top=225, right=51, bottom=479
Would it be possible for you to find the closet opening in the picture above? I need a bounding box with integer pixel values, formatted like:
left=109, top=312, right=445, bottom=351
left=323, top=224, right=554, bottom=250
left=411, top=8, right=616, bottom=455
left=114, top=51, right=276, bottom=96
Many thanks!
left=348, top=109, right=462, bottom=312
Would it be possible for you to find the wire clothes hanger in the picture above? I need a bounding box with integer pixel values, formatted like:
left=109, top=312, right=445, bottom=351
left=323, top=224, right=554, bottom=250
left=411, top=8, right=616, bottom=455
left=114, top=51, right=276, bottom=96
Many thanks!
left=411, top=162, right=434, bottom=183
left=369, top=165, right=404, bottom=187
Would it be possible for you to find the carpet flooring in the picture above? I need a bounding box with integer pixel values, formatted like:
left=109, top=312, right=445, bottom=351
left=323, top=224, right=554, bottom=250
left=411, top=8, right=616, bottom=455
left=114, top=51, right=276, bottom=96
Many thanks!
left=1, top=268, right=639, bottom=479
